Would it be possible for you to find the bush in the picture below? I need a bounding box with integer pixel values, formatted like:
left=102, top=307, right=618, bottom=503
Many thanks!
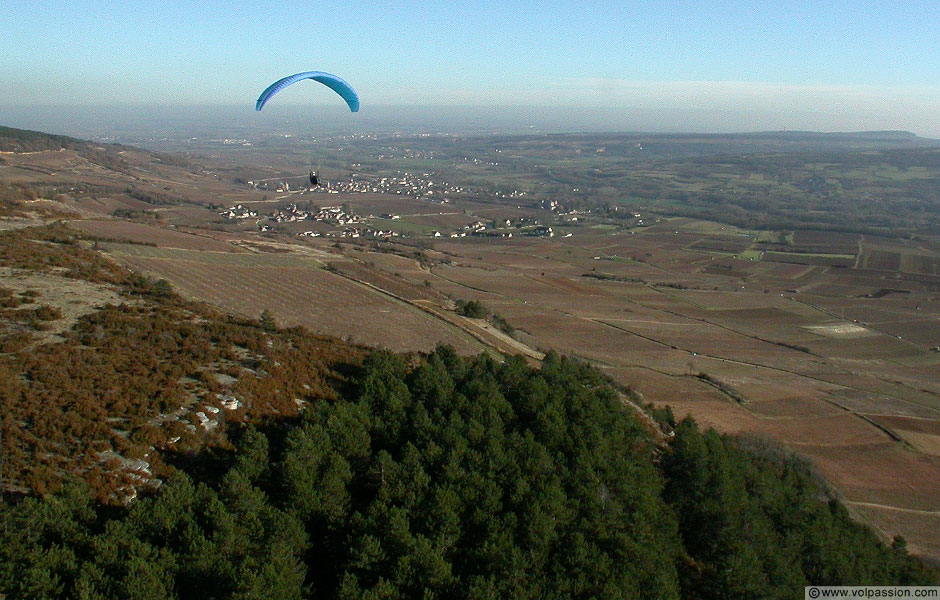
left=454, top=298, right=488, bottom=318
left=490, top=312, right=514, bottom=335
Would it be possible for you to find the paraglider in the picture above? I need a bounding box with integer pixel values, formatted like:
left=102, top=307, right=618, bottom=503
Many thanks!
left=256, top=71, right=358, bottom=189
left=255, top=71, right=360, bottom=112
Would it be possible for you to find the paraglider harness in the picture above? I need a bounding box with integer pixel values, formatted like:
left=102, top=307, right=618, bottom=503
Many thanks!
left=309, top=170, right=319, bottom=187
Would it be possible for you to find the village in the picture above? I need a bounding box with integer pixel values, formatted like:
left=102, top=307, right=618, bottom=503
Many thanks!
left=219, top=202, right=392, bottom=238
left=245, top=171, right=463, bottom=200
left=219, top=171, right=646, bottom=242
left=245, top=167, right=542, bottom=208
left=218, top=199, right=562, bottom=240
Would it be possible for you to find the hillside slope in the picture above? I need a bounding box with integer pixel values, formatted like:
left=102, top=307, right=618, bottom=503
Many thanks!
left=0, top=223, right=935, bottom=599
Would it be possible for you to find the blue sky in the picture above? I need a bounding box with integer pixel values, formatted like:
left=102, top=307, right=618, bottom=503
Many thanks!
left=3, top=1, right=940, bottom=134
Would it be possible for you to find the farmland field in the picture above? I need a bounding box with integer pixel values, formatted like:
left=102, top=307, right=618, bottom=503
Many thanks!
left=108, top=247, right=484, bottom=354
left=72, top=219, right=243, bottom=251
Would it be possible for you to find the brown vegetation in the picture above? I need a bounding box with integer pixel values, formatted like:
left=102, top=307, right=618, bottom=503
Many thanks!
left=0, top=224, right=360, bottom=502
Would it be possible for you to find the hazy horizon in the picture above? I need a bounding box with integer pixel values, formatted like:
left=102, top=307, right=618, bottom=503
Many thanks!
left=4, top=103, right=940, bottom=143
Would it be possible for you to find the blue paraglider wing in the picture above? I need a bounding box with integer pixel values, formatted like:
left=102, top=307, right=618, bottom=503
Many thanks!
left=255, top=71, right=359, bottom=112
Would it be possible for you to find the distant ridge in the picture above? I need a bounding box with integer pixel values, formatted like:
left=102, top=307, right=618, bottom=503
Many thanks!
left=747, top=130, right=923, bottom=140
left=3, top=123, right=938, bottom=171
left=0, top=125, right=95, bottom=153
left=0, top=125, right=195, bottom=173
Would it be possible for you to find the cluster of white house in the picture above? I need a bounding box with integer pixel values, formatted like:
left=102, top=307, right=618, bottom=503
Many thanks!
left=441, top=224, right=553, bottom=239
left=218, top=204, right=258, bottom=219
left=270, top=204, right=361, bottom=226
left=222, top=192, right=562, bottom=241
left=299, top=227, right=401, bottom=239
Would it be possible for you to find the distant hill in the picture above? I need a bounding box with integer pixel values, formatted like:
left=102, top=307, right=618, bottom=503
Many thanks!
left=0, top=125, right=202, bottom=215
left=0, top=125, right=95, bottom=153
left=464, top=130, right=940, bottom=163
left=740, top=130, right=921, bottom=139
left=0, top=124, right=194, bottom=169
left=734, top=129, right=939, bottom=145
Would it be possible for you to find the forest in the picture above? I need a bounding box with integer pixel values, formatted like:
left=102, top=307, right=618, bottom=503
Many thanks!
left=1, top=346, right=935, bottom=598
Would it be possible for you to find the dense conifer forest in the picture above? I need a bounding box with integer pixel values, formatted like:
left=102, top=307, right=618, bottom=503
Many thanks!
left=1, top=345, right=935, bottom=598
